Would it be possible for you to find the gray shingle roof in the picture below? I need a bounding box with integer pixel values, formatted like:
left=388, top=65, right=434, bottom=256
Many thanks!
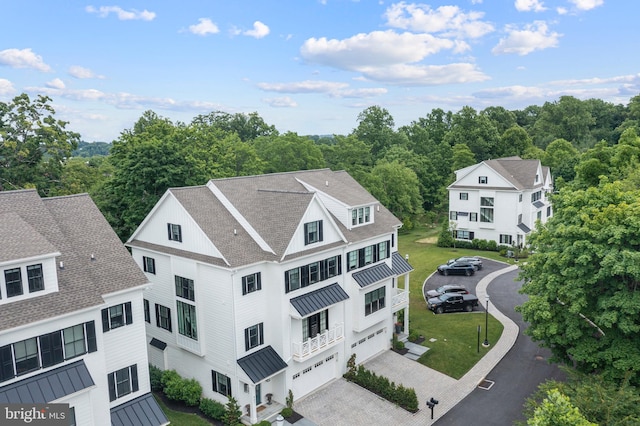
left=110, top=392, right=169, bottom=426
left=352, top=263, right=395, bottom=288
left=237, top=345, right=288, bottom=384
left=136, top=169, right=402, bottom=268
left=0, top=190, right=149, bottom=332
left=290, top=283, right=349, bottom=317
left=484, top=157, right=542, bottom=190
left=0, top=360, right=94, bottom=404
left=391, top=252, right=414, bottom=275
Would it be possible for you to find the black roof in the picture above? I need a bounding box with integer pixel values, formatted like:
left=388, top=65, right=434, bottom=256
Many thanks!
left=290, top=283, right=349, bottom=317
left=0, top=360, right=94, bottom=404
left=111, top=392, right=169, bottom=426
left=149, top=338, right=167, bottom=351
left=237, top=346, right=288, bottom=384
left=391, top=252, right=413, bottom=275
left=532, top=200, right=545, bottom=208
left=352, top=263, right=394, bottom=288
left=518, top=223, right=532, bottom=233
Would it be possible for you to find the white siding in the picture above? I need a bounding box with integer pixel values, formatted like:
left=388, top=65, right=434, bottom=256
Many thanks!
left=283, top=198, right=344, bottom=256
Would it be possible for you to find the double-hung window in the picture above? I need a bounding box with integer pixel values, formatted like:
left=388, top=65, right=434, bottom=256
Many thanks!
left=27, top=264, right=44, bottom=293
left=167, top=223, right=182, bottom=242
left=308, top=262, right=320, bottom=284
left=459, top=193, right=468, bottom=200
left=176, top=301, right=197, bottom=340
left=500, top=234, right=512, bottom=245
left=212, top=370, right=232, bottom=397
left=175, top=276, right=195, bottom=301
left=143, top=256, right=156, bottom=274
left=5, top=268, right=23, bottom=298
left=108, top=365, right=139, bottom=402
left=365, top=287, right=385, bottom=316
left=244, top=323, right=264, bottom=351
left=480, top=197, right=494, bottom=223
left=479, top=176, right=488, bottom=184
left=302, top=310, right=328, bottom=341
left=304, top=220, right=323, bottom=245
left=63, top=325, right=86, bottom=359
left=14, top=338, right=39, bottom=375
left=101, top=302, right=133, bottom=332
left=242, top=272, right=261, bottom=295
left=449, top=211, right=458, bottom=220
left=155, top=304, right=172, bottom=331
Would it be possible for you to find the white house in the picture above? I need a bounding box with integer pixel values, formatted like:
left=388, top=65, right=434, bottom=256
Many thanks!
left=447, top=156, right=553, bottom=247
left=0, top=190, right=168, bottom=426
left=127, top=169, right=413, bottom=424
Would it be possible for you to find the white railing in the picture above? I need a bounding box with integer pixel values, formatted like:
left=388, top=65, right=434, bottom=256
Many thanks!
left=392, top=289, right=408, bottom=308
left=292, top=323, right=344, bottom=361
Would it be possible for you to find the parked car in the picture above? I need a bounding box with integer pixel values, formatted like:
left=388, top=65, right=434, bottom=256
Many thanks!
left=448, top=256, right=483, bottom=271
left=427, top=293, right=479, bottom=314
left=437, top=261, right=475, bottom=276
left=426, top=284, right=469, bottom=298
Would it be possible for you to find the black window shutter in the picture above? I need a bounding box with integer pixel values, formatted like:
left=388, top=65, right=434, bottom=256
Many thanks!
left=373, top=244, right=379, bottom=263
left=125, top=302, right=133, bottom=325
left=52, top=332, right=64, bottom=363
left=131, top=365, right=139, bottom=392
left=0, top=345, right=14, bottom=382
left=470, top=231, right=475, bottom=240
left=167, top=223, right=172, bottom=240
left=256, top=273, right=261, bottom=291
left=101, top=309, right=110, bottom=332
left=155, top=304, right=160, bottom=327
left=304, top=223, right=309, bottom=245
left=358, top=249, right=365, bottom=268
left=392, top=234, right=395, bottom=247
left=284, top=271, right=290, bottom=293
left=226, top=376, right=232, bottom=397
left=167, top=309, right=172, bottom=332
left=86, top=321, right=97, bottom=353
left=40, top=334, right=52, bottom=367
left=337, top=255, right=342, bottom=275
left=259, top=323, right=264, bottom=345
left=301, top=266, right=309, bottom=288
left=318, top=221, right=323, bottom=242
left=241, top=277, right=247, bottom=295
left=244, top=329, right=250, bottom=351
left=386, top=241, right=390, bottom=258
left=108, top=373, right=116, bottom=401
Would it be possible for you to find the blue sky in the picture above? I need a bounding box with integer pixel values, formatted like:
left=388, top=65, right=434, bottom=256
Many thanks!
left=1, top=0, right=638, bottom=142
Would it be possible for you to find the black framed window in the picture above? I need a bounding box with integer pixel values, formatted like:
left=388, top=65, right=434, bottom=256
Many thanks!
left=500, top=234, right=512, bottom=245
left=470, top=212, right=478, bottom=222
left=143, top=256, right=156, bottom=274
left=175, top=276, right=195, bottom=301
left=102, top=302, right=133, bottom=332
left=167, top=223, right=182, bottom=242
left=347, top=251, right=357, bottom=271
left=212, top=370, right=232, bottom=397
left=449, top=211, right=457, bottom=220
left=480, top=197, right=494, bottom=223
left=108, top=364, right=139, bottom=402
left=302, top=310, right=328, bottom=341
left=479, top=176, right=488, bottom=184
left=5, top=268, right=23, bottom=298
left=242, top=273, right=262, bottom=295
left=27, top=264, right=44, bottom=293
left=177, top=301, right=197, bottom=340
left=144, top=299, right=150, bottom=323
left=156, top=304, right=172, bottom=331
left=14, top=338, right=39, bottom=375
left=304, top=220, right=323, bottom=245
left=365, top=287, right=385, bottom=316
left=285, top=255, right=342, bottom=293
left=244, top=323, right=264, bottom=351
left=63, top=324, right=86, bottom=359
left=459, top=193, right=468, bottom=200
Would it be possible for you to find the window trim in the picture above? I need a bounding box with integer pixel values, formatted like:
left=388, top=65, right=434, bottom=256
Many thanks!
left=212, top=370, right=232, bottom=397
left=155, top=304, right=172, bottom=332
left=167, top=223, right=182, bottom=242
left=143, top=299, right=150, bottom=323
left=143, top=256, right=156, bottom=274
left=244, top=323, right=264, bottom=351
left=27, top=264, right=44, bottom=293
left=459, top=193, right=468, bottom=200
left=176, top=301, right=197, bottom=340
left=304, top=220, right=323, bottom=245
left=175, top=276, right=195, bottom=301
left=5, top=268, right=23, bottom=298
left=364, top=287, right=386, bottom=316
left=479, top=176, right=488, bottom=184
left=108, top=364, right=139, bottom=402
left=101, top=302, right=133, bottom=332
left=242, top=272, right=262, bottom=295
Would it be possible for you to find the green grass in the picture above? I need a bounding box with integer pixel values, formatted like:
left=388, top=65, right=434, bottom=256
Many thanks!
left=154, top=394, right=213, bottom=426
left=398, top=225, right=513, bottom=379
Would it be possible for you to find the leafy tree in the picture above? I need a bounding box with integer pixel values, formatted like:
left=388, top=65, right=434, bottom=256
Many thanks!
left=191, top=111, right=277, bottom=142
left=0, top=93, right=80, bottom=195
left=543, top=138, right=580, bottom=183
left=480, top=106, right=517, bottom=135
left=254, top=132, right=324, bottom=173
left=444, top=106, right=501, bottom=161
left=404, top=108, right=452, bottom=154
left=531, top=96, right=596, bottom=149
left=320, top=134, right=372, bottom=181
left=584, top=98, right=626, bottom=145
left=53, top=156, right=112, bottom=196
left=518, top=180, right=640, bottom=385
left=527, top=388, right=595, bottom=426
left=452, top=143, right=476, bottom=171
left=496, top=125, right=534, bottom=158
left=352, top=106, right=406, bottom=159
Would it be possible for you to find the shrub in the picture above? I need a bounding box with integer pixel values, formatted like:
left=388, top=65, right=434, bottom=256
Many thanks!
left=160, top=370, right=202, bottom=406
left=181, top=378, right=203, bottom=406
left=344, top=363, right=418, bottom=413
left=252, top=421, right=271, bottom=426
left=200, top=397, right=226, bottom=420
left=222, top=396, right=242, bottom=426
left=408, top=331, right=419, bottom=342
left=394, top=340, right=405, bottom=350
left=149, top=364, right=163, bottom=392
left=285, top=389, right=294, bottom=410
left=280, top=407, right=293, bottom=418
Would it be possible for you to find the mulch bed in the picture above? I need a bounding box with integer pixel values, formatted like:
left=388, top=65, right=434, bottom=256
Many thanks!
left=391, top=347, right=410, bottom=355
left=410, top=336, right=426, bottom=345
left=284, top=410, right=305, bottom=423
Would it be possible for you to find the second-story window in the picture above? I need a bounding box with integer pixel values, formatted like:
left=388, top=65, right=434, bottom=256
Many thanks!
left=143, top=256, right=156, bottom=274
left=304, top=220, right=323, bottom=245
left=167, top=223, right=182, bottom=242
left=242, top=273, right=262, bottom=295
left=459, top=193, right=468, bottom=200
left=101, top=302, right=133, bottom=332
left=175, top=276, right=195, bottom=301
left=244, top=323, right=264, bottom=351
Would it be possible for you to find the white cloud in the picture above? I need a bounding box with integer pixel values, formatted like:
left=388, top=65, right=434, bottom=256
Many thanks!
left=257, top=80, right=349, bottom=94
left=69, top=65, right=104, bottom=79
left=301, top=30, right=455, bottom=70
left=384, top=3, right=494, bottom=39
left=556, top=7, right=568, bottom=14
left=332, top=88, right=388, bottom=98
left=85, top=5, right=155, bottom=21
left=358, top=62, right=489, bottom=85
left=0, top=79, right=15, bottom=95
left=515, top=0, right=547, bottom=12
left=46, top=78, right=66, bottom=89
left=263, top=97, right=297, bottom=107
left=189, top=18, right=220, bottom=36
left=492, top=21, right=561, bottom=55
left=243, top=21, right=270, bottom=39
left=0, top=48, right=51, bottom=72
left=568, top=0, right=603, bottom=11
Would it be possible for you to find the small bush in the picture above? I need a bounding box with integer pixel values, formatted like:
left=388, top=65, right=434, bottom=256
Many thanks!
left=280, top=407, right=293, bottom=418
left=394, top=340, right=405, bottom=350
left=343, top=363, right=418, bottom=413
left=252, top=421, right=271, bottom=426
left=161, top=370, right=202, bottom=406
left=181, top=378, right=203, bottom=406
left=149, top=364, right=163, bottom=392
left=408, top=331, right=419, bottom=342
left=285, top=389, right=294, bottom=410
left=223, top=396, right=242, bottom=426
left=200, top=398, right=226, bottom=420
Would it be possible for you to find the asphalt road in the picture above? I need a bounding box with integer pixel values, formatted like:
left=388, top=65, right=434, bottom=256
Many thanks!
left=425, top=259, right=566, bottom=426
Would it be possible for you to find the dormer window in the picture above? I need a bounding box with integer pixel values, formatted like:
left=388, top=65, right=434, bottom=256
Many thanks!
left=167, top=223, right=182, bottom=242
left=5, top=268, right=23, bottom=298
left=27, top=264, right=44, bottom=293
left=304, top=220, right=323, bottom=245
left=351, top=206, right=371, bottom=226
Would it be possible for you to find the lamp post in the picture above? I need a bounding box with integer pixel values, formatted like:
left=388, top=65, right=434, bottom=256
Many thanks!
left=483, top=295, right=490, bottom=347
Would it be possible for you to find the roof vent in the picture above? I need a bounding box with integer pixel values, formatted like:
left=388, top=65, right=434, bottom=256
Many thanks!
left=59, top=261, right=64, bottom=269
left=91, top=254, right=95, bottom=261
left=325, top=180, right=329, bottom=186
left=234, top=229, right=237, bottom=235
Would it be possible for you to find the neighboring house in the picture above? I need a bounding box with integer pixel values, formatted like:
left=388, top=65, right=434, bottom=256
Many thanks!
left=447, top=156, right=553, bottom=247
left=127, top=169, right=413, bottom=424
left=0, top=190, right=168, bottom=426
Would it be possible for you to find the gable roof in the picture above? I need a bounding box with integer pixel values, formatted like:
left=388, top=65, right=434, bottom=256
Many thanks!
left=0, top=190, right=149, bottom=332
left=129, top=169, right=401, bottom=268
left=450, top=157, right=546, bottom=191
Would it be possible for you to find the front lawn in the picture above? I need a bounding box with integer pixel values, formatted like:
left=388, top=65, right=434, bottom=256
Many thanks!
left=398, top=225, right=511, bottom=379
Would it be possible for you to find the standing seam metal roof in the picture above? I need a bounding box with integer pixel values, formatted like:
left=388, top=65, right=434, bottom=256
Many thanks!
left=237, top=346, right=288, bottom=384
left=290, top=283, right=349, bottom=317
left=352, top=263, right=395, bottom=288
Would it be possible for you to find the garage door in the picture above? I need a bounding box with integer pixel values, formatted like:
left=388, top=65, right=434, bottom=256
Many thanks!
left=292, top=353, right=338, bottom=398
left=353, top=328, right=387, bottom=363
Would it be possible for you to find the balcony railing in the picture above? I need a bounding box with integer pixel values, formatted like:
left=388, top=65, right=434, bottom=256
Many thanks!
left=391, top=289, right=408, bottom=309
left=292, top=323, right=344, bottom=361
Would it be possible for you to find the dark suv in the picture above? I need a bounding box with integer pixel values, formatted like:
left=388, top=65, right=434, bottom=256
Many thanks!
left=426, top=284, right=469, bottom=298
left=437, top=261, right=475, bottom=276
